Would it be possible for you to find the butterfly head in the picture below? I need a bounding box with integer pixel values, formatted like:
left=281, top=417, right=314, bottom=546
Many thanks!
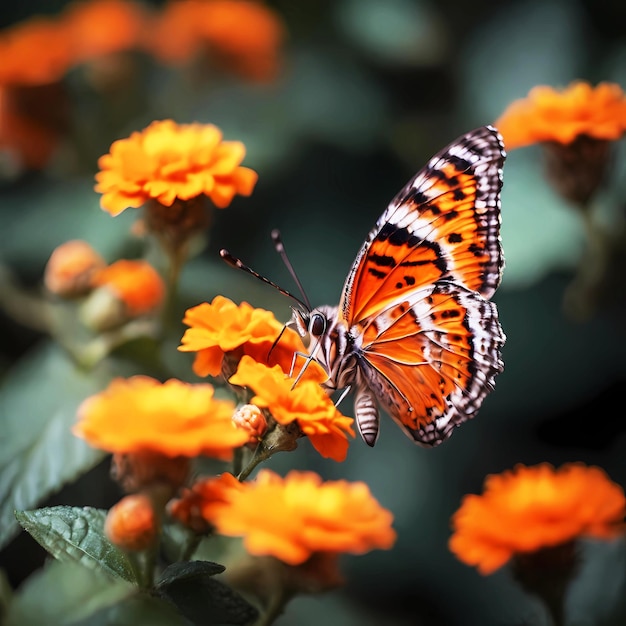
left=291, top=307, right=327, bottom=341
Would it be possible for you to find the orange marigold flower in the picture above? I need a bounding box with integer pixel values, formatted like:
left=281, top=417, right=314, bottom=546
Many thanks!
left=63, top=0, right=148, bottom=63
left=229, top=356, right=355, bottom=462
left=178, top=295, right=305, bottom=378
left=449, top=463, right=626, bottom=575
left=94, top=119, right=258, bottom=216
left=91, top=259, right=165, bottom=317
left=44, top=239, right=106, bottom=297
left=495, top=81, right=626, bottom=150
left=0, top=17, right=73, bottom=85
left=172, top=470, right=396, bottom=565
left=74, top=376, right=249, bottom=459
left=150, top=0, right=285, bottom=81
left=105, top=494, right=158, bottom=551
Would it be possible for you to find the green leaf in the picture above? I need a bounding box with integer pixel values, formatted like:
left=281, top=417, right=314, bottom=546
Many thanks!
left=157, top=561, right=226, bottom=587
left=0, top=341, right=139, bottom=550
left=4, top=560, right=135, bottom=626
left=155, top=561, right=258, bottom=626
left=15, top=506, right=138, bottom=584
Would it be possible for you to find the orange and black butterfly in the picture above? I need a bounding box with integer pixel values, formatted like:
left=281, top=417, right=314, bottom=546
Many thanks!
left=222, top=125, right=506, bottom=447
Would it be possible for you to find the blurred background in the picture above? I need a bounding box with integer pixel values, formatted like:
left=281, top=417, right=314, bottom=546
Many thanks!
left=1, top=1, right=626, bottom=624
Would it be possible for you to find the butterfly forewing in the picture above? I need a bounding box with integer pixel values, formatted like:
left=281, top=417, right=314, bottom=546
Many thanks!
left=340, top=126, right=505, bottom=327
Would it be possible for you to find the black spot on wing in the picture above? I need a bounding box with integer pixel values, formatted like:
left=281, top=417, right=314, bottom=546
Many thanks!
left=368, top=267, right=386, bottom=279
left=370, top=253, right=396, bottom=267
left=376, top=223, right=420, bottom=248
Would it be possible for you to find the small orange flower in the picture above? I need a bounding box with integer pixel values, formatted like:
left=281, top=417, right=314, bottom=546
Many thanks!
left=104, top=494, right=158, bottom=551
left=95, top=120, right=258, bottom=216
left=229, top=356, right=355, bottom=462
left=74, top=376, right=249, bottom=459
left=44, top=239, right=106, bottom=297
left=179, top=296, right=305, bottom=378
left=150, top=0, right=285, bottom=81
left=495, top=81, right=626, bottom=150
left=0, top=17, right=72, bottom=85
left=170, top=470, right=396, bottom=564
left=91, top=259, right=165, bottom=317
left=449, top=463, right=626, bottom=575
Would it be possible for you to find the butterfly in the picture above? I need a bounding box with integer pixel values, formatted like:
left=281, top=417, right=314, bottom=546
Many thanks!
left=222, top=125, right=506, bottom=447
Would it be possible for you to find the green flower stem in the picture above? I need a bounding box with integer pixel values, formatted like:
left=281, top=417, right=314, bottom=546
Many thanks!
left=237, top=422, right=301, bottom=482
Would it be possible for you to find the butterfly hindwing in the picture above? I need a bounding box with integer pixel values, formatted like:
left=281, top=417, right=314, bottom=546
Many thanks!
left=356, top=282, right=505, bottom=446
left=340, top=126, right=505, bottom=327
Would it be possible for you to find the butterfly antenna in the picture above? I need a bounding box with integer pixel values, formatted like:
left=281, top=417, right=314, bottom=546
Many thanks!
left=271, top=229, right=312, bottom=311
left=219, top=249, right=310, bottom=312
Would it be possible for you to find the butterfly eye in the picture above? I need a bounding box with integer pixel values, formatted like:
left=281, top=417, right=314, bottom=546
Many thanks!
left=309, top=312, right=326, bottom=337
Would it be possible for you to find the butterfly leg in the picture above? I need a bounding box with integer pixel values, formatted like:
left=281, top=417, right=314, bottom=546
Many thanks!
left=354, top=383, right=380, bottom=447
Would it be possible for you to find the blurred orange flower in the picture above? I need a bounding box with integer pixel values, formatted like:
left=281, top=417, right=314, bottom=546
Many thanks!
left=91, top=259, right=165, bottom=316
left=0, top=18, right=72, bottom=85
left=179, top=295, right=305, bottom=378
left=74, top=376, right=249, bottom=459
left=95, top=120, right=258, bottom=216
left=449, top=463, right=626, bottom=575
left=63, top=0, right=148, bottom=63
left=105, top=494, right=158, bottom=552
left=44, top=239, right=106, bottom=297
left=170, top=470, right=396, bottom=564
left=229, top=356, right=355, bottom=461
left=496, top=81, right=626, bottom=150
left=150, top=0, right=285, bottom=81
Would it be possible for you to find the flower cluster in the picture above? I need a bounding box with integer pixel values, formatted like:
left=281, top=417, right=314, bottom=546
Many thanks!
left=0, top=0, right=284, bottom=87
left=0, top=0, right=284, bottom=174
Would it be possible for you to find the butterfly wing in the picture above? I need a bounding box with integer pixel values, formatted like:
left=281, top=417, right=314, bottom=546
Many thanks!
left=339, top=125, right=505, bottom=326
left=355, top=282, right=505, bottom=446
left=336, top=125, right=506, bottom=445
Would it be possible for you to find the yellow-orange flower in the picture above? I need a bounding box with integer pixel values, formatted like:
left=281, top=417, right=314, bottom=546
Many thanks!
left=179, top=296, right=305, bottom=378
left=74, top=376, right=249, bottom=459
left=170, top=470, right=396, bottom=564
left=229, top=356, right=355, bottom=462
left=0, top=18, right=73, bottom=85
left=150, top=0, right=285, bottom=81
left=91, top=259, right=165, bottom=316
left=496, top=81, right=626, bottom=150
left=104, top=494, right=158, bottom=552
left=44, top=239, right=106, bottom=297
left=449, top=463, right=626, bottom=575
left=95, top=120, right=258, bottom=216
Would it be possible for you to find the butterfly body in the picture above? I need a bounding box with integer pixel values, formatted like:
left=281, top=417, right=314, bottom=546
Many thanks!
left=294, top=126, right=507, bottom=447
